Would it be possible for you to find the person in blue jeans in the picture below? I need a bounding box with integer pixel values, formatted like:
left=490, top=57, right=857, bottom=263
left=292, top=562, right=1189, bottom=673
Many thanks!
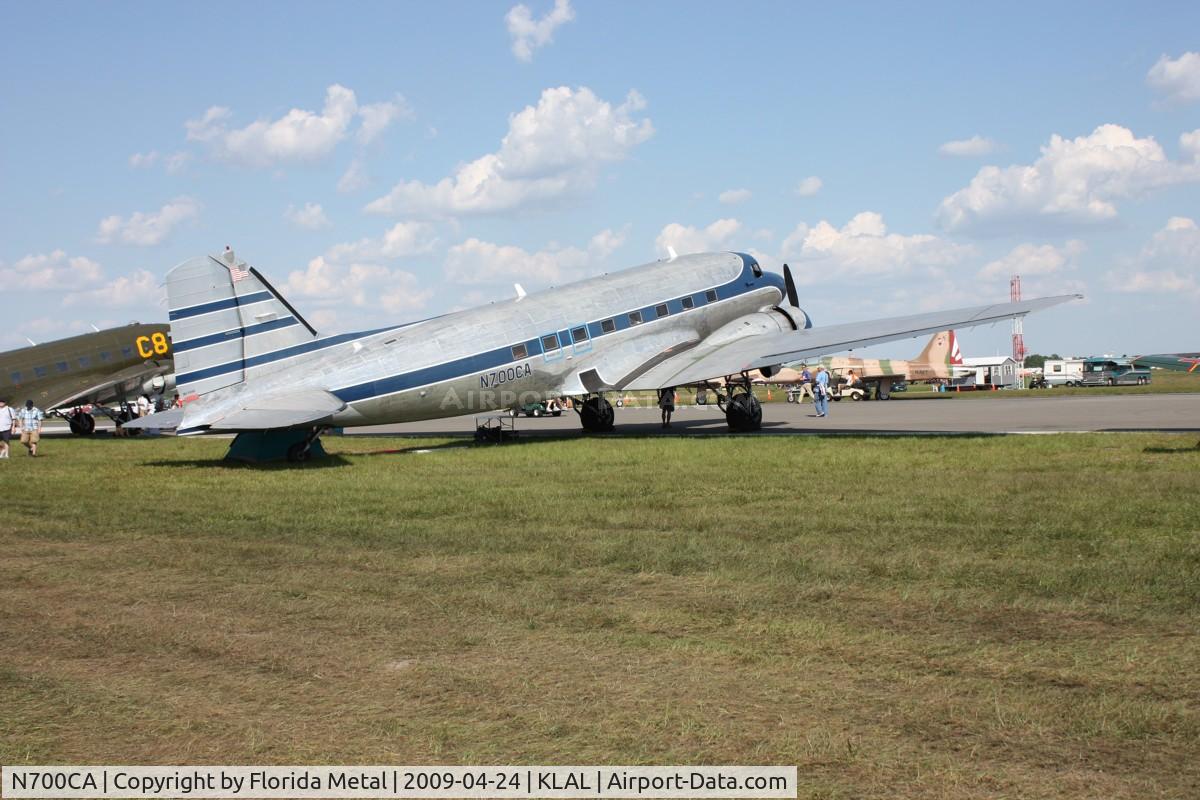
left=813, top=366, right=830, bottom=417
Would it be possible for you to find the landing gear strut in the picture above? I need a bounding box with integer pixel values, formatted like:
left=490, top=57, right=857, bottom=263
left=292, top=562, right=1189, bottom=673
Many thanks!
left=575, top=394, right=615, bottom=433
left=713, top=374, right=762, bottom=432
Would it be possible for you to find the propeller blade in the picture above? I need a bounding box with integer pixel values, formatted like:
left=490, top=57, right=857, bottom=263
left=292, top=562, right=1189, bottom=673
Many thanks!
left=783, top=263, right=799, bottom=307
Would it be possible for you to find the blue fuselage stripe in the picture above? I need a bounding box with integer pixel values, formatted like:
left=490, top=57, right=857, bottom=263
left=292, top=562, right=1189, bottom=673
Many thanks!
left=169, top=291, right=273, bottom=321
left=331, top=258, right=779, bottom=405
left=176, top=328, right=394, bottom=386
left=173, top=316, right=300, bottom=353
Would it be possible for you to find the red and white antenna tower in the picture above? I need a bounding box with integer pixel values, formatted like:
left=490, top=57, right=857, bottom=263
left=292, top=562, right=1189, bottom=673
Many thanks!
left=1010, top=274, right=1026, bottom=364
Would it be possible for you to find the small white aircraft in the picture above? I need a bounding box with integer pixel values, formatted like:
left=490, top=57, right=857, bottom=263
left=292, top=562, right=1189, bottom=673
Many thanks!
left=128, top=248, right=1078, bottom=460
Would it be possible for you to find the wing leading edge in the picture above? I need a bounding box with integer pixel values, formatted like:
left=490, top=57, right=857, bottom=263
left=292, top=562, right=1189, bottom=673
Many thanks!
left=627, top=294, right=1081, bottom=390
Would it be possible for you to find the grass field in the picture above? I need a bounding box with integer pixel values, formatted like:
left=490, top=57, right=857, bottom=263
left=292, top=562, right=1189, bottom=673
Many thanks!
left=2, top=433, right=1198, bottom=799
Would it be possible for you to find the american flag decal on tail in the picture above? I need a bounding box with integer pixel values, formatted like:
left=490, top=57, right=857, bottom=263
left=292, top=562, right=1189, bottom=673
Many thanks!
left=229, top=263, right=250, bottom=283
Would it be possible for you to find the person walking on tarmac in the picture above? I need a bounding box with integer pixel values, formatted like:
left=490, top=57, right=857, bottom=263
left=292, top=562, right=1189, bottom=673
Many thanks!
left=658, top=387, right=676, bottom=428
left=798, top=367, right=815, bottom=402
left=813, top=366, right=830, bottom=418
left=17, top=400, right=43, bottom=456
left=0, top=399, right=14, bottom=459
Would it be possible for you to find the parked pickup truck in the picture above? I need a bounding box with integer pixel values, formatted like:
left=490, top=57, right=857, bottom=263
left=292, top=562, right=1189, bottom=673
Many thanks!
left=1079, top=358, right=1151, bottom=387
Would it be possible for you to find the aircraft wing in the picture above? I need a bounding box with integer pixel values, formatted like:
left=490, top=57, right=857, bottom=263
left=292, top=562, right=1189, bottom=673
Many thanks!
left=119, top=408, right=185, bottom=429
left=43, top=362, right=171, bottom=411
left=1132, top=353, right=1200, bottom=372
left=626, top=294, right=1080, bottom=390
left=122, top=389, right=345, bottom=431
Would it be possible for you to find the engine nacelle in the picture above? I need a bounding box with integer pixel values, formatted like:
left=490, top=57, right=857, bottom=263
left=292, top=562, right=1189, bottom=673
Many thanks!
left=704, top=309, right=797, bottom=347
left=758, top=364, right=785, bottom=378
left=141, top=373, right=176, bottom=395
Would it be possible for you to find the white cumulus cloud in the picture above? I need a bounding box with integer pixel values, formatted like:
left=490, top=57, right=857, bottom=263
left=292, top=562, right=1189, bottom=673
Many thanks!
left=285, top=257, right=434, bottom=317
left=366, top=86, right=653, bottom=217
left=96, top=197, right=200, bottom=246
left=936, top=124, right=1200, bottom=235
left=1147, top=51, right=1200, bottom=105
left=1106, top=217, right=1200, bottom=297
left=185, top=85, right=412, bottom=168
left=445, top=227, right=625, bottom=286
left=781, top=212, right=975, bottom=283
left=939, top=135, right=999, bottom=157
left=357, top=97, right=413, bottom=145
left=718, top=188, right=752, bottom=205
left=129, top=150, right=190, bottom=172
left=978, top=240, right=1085, bottom=280
left=655, top=219, right=741, bottom=256
left=284, top=202, right=332, bottom=230
left=0, top=250, right=104, bottom=290
left=795, top=176, right=822, bottom=196
left=63, top=269, right=163, bottom=308
left=506, top=0, right=575, bottom=62
left=338, top=158, right=369, bottom=193
left=324, top=221, right=439, bottom=262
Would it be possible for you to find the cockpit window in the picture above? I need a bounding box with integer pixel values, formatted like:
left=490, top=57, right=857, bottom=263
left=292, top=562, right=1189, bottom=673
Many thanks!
left=750, top=260, right=763, bottom=278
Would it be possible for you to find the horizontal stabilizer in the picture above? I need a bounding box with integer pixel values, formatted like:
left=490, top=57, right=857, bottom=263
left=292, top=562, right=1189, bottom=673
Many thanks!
left=207, top=389, right=346, bottom=431
left=120, top=409, right=185, bottom=430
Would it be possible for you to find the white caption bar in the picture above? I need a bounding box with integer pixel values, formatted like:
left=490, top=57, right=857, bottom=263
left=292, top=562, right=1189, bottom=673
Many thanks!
left=1, top=767, right=796, bottom=799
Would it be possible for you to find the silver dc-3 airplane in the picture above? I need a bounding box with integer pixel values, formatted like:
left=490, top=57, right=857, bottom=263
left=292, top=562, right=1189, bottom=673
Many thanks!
left=127, top=248, right=1078, bottom=460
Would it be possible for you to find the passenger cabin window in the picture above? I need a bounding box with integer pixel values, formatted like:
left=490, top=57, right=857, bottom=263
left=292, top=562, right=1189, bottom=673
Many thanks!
left=655, top=304, right=669, bottom=318
left=56, top=361, right=69, bottom=373
left=705, top=289, right=718, bottom=303
left=601, top=319, right=616, bottom=333
left=571, top=327, right=587, bottom=344
left=78, top=356, right=91, bottom=368
left=34, top=366, right=47, bottom=378
left=628, top=310, right=643, bottom=325
left=9, top=371, right=20, bottom=383
left=99, top=351, right=111, bottom=361
left=541, top=334, right=559, bottom=352
left=121, top=346, right=133, bottom=358
left=681, top=297, right=694, bottom=310
left=511, top=344, right=528, bottom=360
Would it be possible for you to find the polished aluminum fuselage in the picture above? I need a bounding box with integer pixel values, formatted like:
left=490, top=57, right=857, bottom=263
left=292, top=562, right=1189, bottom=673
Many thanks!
left=186, top=252, right=787, bottom=430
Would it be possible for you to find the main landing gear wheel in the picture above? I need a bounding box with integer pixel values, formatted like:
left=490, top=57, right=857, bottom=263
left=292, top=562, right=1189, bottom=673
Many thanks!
left=725, top=392, right=762, bottom=433
left=68, top=412, right=96, bottom=436
left=578, top=395, right=615, bottom=433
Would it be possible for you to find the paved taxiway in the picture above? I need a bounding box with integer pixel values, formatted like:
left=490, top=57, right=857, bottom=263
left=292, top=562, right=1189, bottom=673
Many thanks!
left=350, top=392, right=1199, bottom=437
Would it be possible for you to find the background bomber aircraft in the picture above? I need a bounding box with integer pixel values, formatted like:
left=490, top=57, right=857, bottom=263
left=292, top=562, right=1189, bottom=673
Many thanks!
left=0, top=323, right=173, bottom=434
left=127, top=248, right=1079, bottom=461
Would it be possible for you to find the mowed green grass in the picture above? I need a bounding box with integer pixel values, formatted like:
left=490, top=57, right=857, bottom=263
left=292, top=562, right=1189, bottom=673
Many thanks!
left=2, top=433, right=1198, bottom=799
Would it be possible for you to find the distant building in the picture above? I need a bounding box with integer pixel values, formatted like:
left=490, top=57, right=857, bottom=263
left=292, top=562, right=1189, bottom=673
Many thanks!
left=954, top=356, right=1020, bottom=389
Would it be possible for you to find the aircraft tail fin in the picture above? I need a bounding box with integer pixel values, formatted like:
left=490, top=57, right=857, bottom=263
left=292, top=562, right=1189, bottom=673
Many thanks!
left=168, top=249, right=318, bottom=398
left=914, top=329, right=961, bottom=365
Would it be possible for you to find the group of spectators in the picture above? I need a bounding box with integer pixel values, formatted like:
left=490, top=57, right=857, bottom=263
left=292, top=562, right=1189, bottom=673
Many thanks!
left=0, top=399, right=45, bottom=458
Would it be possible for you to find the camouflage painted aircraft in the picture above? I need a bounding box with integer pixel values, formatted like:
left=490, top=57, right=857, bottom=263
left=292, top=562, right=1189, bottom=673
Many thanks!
left=125, top=249, right=1076, bottom=461
left=0, top=323, right=174, bottom=434
left=1132, top=353, right=1200, bottom=372
left=750, top=330, right=962, bottom=399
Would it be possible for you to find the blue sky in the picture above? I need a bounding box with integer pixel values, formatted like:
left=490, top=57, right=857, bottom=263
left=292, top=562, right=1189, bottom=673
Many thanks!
left=2, top=1, right=1197, bottom=358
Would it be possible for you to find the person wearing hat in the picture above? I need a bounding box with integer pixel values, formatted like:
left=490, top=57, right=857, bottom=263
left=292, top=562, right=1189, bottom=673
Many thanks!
left=17, top=399, right=43, bottom=457
left=0, top=399, right=14, bottom=459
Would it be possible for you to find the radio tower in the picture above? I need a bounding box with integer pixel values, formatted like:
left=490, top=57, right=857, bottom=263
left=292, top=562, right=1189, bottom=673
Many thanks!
left=1011, top=275, right=1026, bottom=386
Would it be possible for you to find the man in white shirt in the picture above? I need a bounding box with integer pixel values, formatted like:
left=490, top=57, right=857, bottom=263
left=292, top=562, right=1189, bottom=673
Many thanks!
left=0, top=399, right=14, bottom=459
left=136, top=394, right=151, bottom=417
